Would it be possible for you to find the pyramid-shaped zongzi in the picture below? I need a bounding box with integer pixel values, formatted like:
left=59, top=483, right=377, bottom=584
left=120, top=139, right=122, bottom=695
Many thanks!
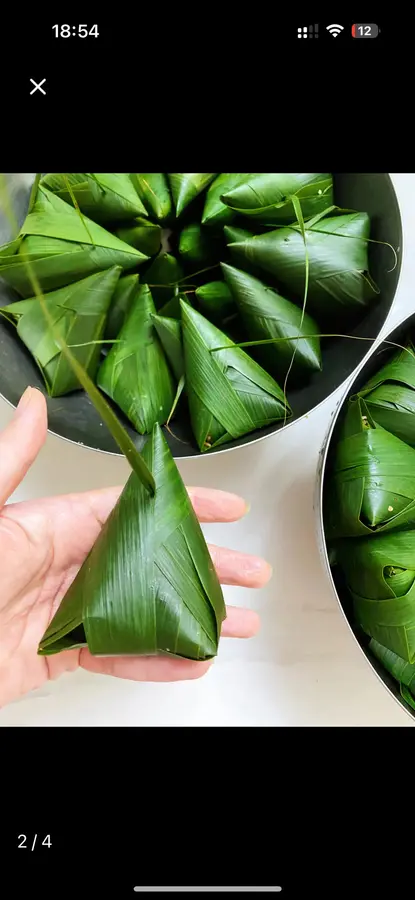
left=97, top=284, right=176, bottom=434
left=181, top=301, right=291, bottom=452
left=325, top=396, right=415, bottom=539
left=228, top=212, right=378, bottom=322
left=202, top=173, right=257, bottom=228
left=40, top=173, right=147, bottom=223
left=0, top=266, right=122, bottom=396
left=38, top=424, right=226, bottom=660
left=131, top=173, right=173, bottom=223
left=221, top=263, right=322, bottom=380
left=168, top=174, right=217, bottom=218
left=0, top=185, right=148, bottom=297
left=221, top=173, right=333, bottom=225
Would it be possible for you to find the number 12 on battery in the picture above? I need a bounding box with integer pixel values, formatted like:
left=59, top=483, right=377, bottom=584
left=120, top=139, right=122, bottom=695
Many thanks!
left=352, top=24, right=380, bottom=38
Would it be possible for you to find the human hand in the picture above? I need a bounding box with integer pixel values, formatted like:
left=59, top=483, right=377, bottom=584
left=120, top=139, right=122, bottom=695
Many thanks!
left=0, top=387, right=271, bottom=708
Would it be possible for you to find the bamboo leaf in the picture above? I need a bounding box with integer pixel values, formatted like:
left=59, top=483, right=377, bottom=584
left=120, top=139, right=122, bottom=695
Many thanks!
left=202, top=173, right=258, bottom=228
left=38, top=425, right=226, bottom=659
left=224, top=225, right=255, bottom=243
left=370, top=639, right=415, bottom=705
left=0, top=185, right=148, bottom=297
left=131, top=173, right=173, bottom=223
left=158, top=290, right=193, bottom=320
left=152, top=313, right=185, bottom=381
left=141, top=251, right=184, bottom=309
left=40, top=173, right=148, bottom=222
left=104, top=273, right=140, bottom=341
left=221, top=173, right=333, bottom=225
left=97, top=284, right=176, bottom=434
left=181, top=301, right=290, bottom=452
left=195, top=280, right=235, bottom=324
left=336, top=532, right=415, bottom=662
left=114, top=217, right=161, bottom=257
left=357, top=342, right=415, bottom=447
left=178, top=222, right=219, bottom=268
left=221, top=263, right=321, bottom=380
left=167, top=375, right=186, bottom=425
left=0, top=266, right=122, bottom=396
left=228, top=212, right=379, bottom=324
left=325, top=396, right=415, bottom=538
left=168, top=174, right=217, bottom=218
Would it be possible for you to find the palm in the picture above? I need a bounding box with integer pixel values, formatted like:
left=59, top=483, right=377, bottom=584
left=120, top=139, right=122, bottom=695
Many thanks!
left=0, top=489, right=120, bottom=701
left=0, top=389, right=270, bottom=708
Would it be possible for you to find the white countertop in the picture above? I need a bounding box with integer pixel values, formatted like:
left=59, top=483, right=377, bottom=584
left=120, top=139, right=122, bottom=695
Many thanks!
left=0, top=174, right=414, bottom=727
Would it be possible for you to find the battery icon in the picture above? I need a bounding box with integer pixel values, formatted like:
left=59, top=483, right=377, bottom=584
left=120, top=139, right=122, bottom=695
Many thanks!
left=352, top=23, right=380, bottom=38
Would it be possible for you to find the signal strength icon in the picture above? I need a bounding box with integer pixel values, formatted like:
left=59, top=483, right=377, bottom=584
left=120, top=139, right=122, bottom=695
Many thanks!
left=297, top=25, right=319, bottom=38
left=326, top=24, right=344, bottom=37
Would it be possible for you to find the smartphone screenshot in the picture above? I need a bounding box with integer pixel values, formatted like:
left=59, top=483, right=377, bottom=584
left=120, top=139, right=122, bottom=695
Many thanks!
left=0, top=17, right=406, bottom=900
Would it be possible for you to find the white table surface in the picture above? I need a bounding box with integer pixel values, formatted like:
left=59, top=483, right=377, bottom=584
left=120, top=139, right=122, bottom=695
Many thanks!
left=0, top=174, right=414, bottom=728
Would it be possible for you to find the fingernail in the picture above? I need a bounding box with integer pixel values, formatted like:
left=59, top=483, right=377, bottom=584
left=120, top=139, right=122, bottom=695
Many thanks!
left=15, top=386, right=33, bottom=417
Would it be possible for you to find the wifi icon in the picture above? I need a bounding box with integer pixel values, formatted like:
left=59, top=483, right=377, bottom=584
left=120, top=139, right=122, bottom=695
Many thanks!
left=326, top=23, right=344, bottom=37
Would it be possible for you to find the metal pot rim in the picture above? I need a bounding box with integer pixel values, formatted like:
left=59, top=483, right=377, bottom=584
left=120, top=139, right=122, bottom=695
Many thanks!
left=315, top=307, right=415, bottom=723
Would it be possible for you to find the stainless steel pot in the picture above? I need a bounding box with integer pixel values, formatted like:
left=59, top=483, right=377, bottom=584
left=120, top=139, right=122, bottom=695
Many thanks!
left=0, top=173, right=403, bottom=459
left=315, top=311, right=415, bottom=722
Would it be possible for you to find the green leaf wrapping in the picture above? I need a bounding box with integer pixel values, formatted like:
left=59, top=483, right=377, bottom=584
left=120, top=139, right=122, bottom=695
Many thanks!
left=325, top=397, right=415, bottom=538
left=369, top=638, right=415, bottom=708
left=0, top=185, right=148, bottom=297
left=202, top=173, right=257, bottom=228
left=158, top=291, right=193, bottom=319
left=114, top=217, right=161, bottom=257
left=141, top=251, right=184, bottom=309
left=221, top=263, right=322, bottom=380
left=178, top=223, right=218, bottom=268
left=38, top=424, right=226, bottom=660
left=224, top=225, right=255, bottom=243
left=336, top=531, right=415, bottom=663
left=40, top=173, right=147, bottom=223
left=97, top=284, right=176, bottom=433
left=131, top=173, right=173, bottom=223
left=168, top=174, right=217, bottom=218
left=228, top=212, right=379, bottom=323
left=222, top=173, right=333, bottom=225
left=224, top=225, right=277, bottom=282
left=0, top=266, right=121, bottom=397
left=181, top=301, right=291, bottom=452
left=195, top=281, right=235, bottom=323
left=357, top=343, right=415, bottom=447
left=152, top=314, right=184, bottom=381
left=104, top=273, right=140, bottom=341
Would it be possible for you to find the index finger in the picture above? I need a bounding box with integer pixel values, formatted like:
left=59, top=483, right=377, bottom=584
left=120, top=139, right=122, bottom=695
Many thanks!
left=78, top=485, right=249, bottom=527
left=186, top=486, right=248, bottom=522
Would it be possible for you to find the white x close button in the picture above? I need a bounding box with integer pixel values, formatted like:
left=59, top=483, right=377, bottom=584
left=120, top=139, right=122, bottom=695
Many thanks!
left=29, top=78, right=46, bottom=96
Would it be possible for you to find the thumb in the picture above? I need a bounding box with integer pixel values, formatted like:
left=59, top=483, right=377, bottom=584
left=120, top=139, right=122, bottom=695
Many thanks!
left=0, top=387, right=48, bottom=508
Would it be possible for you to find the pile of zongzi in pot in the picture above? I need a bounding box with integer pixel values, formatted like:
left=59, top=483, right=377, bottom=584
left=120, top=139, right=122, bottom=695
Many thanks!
left=0, top=172, right=382, bottom=452
left=325, top=337, right=415, bottom=712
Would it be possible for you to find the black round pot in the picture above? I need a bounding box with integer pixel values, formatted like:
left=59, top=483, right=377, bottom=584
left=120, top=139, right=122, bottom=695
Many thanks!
left=0, top=173, right=403, bottom=459
left=316, top=312, right=415, bottom=723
